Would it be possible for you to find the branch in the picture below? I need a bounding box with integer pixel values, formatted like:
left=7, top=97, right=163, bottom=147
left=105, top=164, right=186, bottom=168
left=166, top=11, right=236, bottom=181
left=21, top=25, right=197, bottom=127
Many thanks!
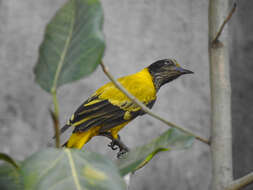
left=212, top=2, right=237, bottom=45
left=209, top=0, right=233, bottom=189
left=100, top=62, right=210, bottom=145
left=225, top=172, right=253, bottom=190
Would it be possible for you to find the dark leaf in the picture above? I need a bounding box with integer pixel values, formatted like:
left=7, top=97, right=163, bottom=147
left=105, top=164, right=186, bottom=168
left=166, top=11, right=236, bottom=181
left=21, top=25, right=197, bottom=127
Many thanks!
left=0, top=163, right=21, bottom=190
left=34, top=0, right=105, bottom=92
left=0, top=153, right=19, bottom=169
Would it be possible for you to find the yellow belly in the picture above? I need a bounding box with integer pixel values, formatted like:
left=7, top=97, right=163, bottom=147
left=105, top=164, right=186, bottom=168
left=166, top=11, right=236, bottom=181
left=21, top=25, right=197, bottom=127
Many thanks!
left=66, top=122, right=130, bottom=149
left=66, top=126, right=100, bottom=149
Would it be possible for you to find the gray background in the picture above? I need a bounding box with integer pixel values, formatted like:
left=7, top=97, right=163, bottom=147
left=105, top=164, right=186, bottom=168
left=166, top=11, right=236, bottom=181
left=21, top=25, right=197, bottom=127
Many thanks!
left=0, top=0, right=252, bottom=189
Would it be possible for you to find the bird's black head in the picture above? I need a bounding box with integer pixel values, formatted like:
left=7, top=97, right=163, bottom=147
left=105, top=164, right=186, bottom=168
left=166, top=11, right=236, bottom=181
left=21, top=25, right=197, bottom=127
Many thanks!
left=148, top=59, right=193, bottom=90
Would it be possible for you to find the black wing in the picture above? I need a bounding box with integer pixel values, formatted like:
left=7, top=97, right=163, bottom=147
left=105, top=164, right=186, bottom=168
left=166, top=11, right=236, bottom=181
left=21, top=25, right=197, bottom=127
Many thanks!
left=69, top=96, right=156, bottom=133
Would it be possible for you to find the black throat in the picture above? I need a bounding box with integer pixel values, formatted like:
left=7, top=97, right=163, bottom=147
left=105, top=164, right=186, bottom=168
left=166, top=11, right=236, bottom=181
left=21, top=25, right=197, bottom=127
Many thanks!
left=147, top=67, right=179, bottom=91
left=147, top=67, right=163, bottom=91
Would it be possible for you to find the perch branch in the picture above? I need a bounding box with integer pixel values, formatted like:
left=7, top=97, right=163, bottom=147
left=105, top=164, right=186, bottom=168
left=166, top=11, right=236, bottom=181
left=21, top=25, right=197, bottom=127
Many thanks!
left=100, top=62, right=210, bottom=145
left=225, top=172, right=253, bottom=190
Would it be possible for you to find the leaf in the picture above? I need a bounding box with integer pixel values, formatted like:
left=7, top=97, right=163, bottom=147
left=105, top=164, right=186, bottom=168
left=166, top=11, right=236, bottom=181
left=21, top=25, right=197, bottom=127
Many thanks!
left=0, top=153, right=19, bottom=169
left=116, top=128, right=194, bottom=176
left=20, top=148, right=126, bottom=190
left=0, top=163, right=21, bottom=190
left=34, top=0, right=105, bottom=92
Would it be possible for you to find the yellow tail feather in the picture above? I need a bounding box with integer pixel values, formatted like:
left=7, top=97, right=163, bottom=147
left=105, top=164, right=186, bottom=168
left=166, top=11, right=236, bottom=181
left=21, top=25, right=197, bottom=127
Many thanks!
left=66, top=127, right=100, bottom=149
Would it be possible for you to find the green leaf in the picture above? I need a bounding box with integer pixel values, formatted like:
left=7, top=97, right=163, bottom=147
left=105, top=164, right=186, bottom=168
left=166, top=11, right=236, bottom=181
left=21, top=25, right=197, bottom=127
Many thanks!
left=34, top=0, right=105, bottom=92
left=20, top=148, right=126, bottom=190
left=0, top=163, right=21, bottom=190
left=116, top=128, right=194, bottom=176
left=0, top=153, right=19, bottom=169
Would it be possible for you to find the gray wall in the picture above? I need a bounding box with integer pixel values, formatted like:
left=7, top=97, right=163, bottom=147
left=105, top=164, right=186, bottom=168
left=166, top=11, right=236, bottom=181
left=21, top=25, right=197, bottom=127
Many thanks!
left=231, top=2, right=253, bottom=190
left=0, top=0, right=252, bottom=189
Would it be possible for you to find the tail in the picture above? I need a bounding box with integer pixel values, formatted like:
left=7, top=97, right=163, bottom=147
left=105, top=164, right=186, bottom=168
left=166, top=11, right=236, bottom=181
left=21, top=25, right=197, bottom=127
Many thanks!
left=53, top=124, right=71, bottom=139
left=63, top=131, right=92, bottom=149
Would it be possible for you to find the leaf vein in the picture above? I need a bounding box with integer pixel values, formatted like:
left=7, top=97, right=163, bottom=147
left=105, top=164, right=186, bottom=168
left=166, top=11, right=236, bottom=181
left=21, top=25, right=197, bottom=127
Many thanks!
left=64, top=149, right=82, bottom=190
left=37, top=152, right=65, bottom=182
left=51, top=1, right=75, bottom=92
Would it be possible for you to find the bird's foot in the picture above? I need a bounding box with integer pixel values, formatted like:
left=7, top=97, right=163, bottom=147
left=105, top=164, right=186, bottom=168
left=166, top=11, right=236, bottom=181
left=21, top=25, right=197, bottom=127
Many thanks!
left=108, top=140, right=118, bottom=150
left=108, top=138, right=129, bottom=158
left=117, top=148, right=128, bottom=158
left=115, top=139, right=129, bottom=158
left=101, top=132, right=129, bottom=158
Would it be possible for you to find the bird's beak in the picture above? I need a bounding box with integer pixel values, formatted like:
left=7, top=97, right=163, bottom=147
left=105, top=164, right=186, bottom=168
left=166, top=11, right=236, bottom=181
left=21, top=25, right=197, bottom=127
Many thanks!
left=175, top=66, right=194, bottom=75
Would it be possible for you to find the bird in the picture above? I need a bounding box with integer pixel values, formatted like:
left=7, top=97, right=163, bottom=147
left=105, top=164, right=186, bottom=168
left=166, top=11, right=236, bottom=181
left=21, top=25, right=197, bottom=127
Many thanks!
left=59, top=59, right=193, bottom=157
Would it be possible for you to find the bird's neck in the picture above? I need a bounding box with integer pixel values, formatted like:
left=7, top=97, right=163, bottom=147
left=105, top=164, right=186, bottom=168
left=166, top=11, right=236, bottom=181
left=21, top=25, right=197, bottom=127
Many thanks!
left=147, top=67, right=180, bottom=91
left=147, top=67, right=163, bottom=91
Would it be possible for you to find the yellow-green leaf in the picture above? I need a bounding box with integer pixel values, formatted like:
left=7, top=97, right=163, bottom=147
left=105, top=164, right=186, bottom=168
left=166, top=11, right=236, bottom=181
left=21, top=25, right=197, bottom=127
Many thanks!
left=116, top=128, right=194, bottom=176
left=20, top=148, right=126, bottom=190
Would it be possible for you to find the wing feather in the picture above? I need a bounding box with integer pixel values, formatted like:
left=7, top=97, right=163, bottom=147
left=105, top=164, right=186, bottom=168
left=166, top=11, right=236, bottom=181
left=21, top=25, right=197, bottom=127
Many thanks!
left=68, top=71, right=157, bottom=134
left=69, top=94, right=157, bottom=133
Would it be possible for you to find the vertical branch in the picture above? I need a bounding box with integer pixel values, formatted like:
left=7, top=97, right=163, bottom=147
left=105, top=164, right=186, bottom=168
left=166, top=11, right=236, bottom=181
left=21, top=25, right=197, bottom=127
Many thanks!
left=208, top=0, right=233, bottom=189
left=51, top=90, right=60, bottom=148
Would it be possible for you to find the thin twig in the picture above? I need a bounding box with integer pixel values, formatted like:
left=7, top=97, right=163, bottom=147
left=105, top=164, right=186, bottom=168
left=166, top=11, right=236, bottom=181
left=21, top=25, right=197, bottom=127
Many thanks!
left=100, top=62, right=210, bottom=145
left=51, top=90, right=60, bottom=148
left=225, top=172, right=253, bottom=190
left=212, top=2, right=237, bottom=44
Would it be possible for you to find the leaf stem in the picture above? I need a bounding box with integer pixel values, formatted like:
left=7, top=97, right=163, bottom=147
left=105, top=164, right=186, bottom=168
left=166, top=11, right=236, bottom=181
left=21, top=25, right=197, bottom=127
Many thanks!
left=100, top=62, right=210, bottom=145
left=51, top=90, right=60, bottom=148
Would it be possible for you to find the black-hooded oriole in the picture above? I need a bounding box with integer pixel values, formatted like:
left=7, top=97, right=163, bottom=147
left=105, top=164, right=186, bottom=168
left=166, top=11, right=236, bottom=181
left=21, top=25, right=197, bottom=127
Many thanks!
left=59, top=59, right=193, bottom=156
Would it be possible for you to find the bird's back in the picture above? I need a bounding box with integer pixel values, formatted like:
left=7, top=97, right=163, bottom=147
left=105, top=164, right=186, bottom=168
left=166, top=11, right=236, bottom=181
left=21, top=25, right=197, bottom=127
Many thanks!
left=96, top=67, right=157, bottom=108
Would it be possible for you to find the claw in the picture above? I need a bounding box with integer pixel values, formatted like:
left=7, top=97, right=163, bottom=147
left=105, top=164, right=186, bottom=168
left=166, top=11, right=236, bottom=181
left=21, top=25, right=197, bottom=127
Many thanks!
left=117, top=148, right=128, bottom=158
left=108, top=140, right=118, bottom=150
left=107, top=137, right=129, bottom=158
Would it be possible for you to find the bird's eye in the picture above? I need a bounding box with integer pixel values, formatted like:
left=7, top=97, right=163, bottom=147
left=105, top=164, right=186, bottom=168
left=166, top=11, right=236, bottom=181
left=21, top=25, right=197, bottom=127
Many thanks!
left=164, top=60, right=172, bottom=65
